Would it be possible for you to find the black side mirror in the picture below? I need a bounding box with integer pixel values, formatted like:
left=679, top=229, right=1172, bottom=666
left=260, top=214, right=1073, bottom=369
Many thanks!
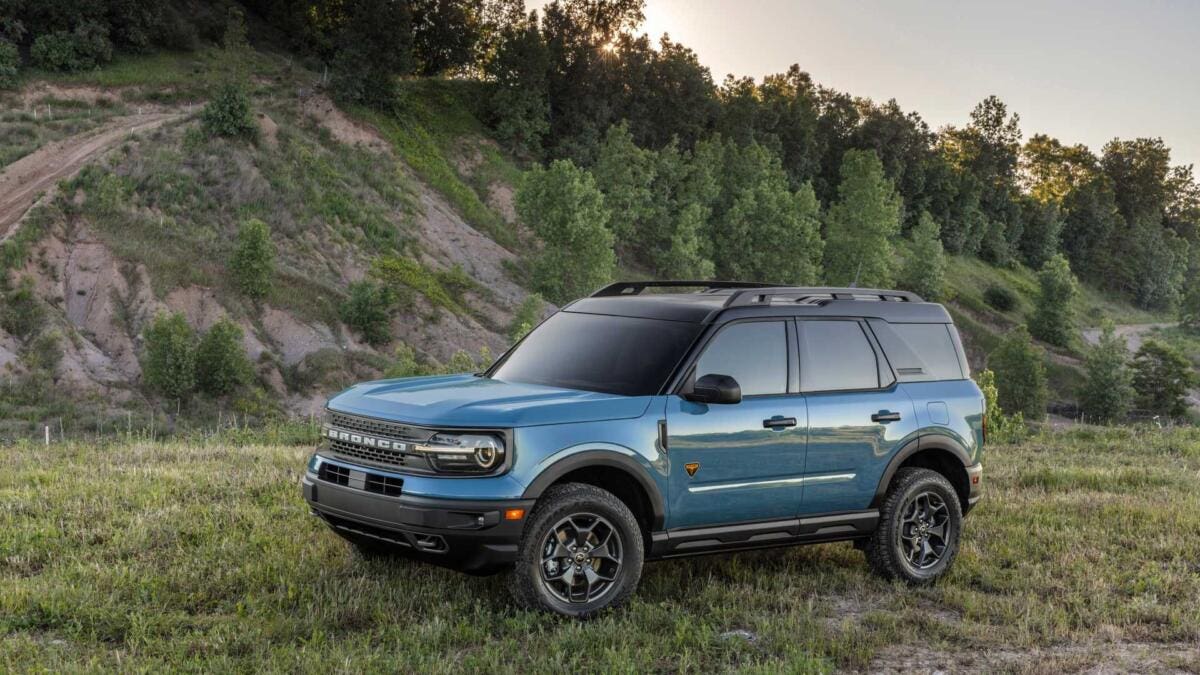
left=685, top=374, right=742, bottom=405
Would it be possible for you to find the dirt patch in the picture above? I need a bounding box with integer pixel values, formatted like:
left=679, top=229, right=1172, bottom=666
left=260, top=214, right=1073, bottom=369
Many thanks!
left=256, top=112, right=279, bottom=148
left=0, top=113, right=186, bottom=240
left=486, top=181, right=517, bottom=224
left=300, top=94, right=390, bottom=152
left=870, top=640, right=1200, bottom=674
left=1080, top=323, right=1175, bottom=353
left=19, top=83, right=121, bottom=108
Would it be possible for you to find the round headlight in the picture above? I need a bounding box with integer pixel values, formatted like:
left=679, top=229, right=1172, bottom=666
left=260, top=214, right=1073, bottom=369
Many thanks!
left=475, top=445, right=498, bottom=469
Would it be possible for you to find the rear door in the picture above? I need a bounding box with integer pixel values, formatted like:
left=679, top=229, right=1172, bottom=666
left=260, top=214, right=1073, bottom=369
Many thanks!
left=665, top=319, right=808, bottom=529
left=796, top=319, right=918, bottom=515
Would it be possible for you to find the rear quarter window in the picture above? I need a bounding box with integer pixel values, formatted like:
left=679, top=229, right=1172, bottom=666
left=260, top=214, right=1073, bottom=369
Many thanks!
left=869, top=321, right=966, bottom=382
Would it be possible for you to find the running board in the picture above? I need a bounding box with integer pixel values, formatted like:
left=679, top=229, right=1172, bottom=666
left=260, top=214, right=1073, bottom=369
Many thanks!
left=648, top=510, right=879, bottom=559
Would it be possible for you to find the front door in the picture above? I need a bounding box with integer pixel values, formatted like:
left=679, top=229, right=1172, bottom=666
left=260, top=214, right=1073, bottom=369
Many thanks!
left=796, top=319, right=919, bottom=515
left=666, top=320, right=808, bottom=529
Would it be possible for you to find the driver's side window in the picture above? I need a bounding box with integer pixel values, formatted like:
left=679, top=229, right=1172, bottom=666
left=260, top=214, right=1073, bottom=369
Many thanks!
left=694, top=321, right=788, bottom=396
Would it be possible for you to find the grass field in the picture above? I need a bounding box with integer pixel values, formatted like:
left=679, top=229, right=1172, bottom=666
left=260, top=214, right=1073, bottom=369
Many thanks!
left=3, top=427, right=1200, bottom=673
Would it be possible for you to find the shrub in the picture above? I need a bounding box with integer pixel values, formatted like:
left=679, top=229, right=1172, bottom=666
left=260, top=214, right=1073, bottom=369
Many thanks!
left=230, top=219, right=275, bottom=299
left=341, top=280, right=396, bottom=346
left=30, top=22, right=113, bottom=72
left=142, top=312, right=197, bottom=399
left=200, top=83, right=256, bottom=139
left=0, top=40, right=18, bottom=90
left=899, top=211, right=946, bottom=301
left=195, top=318, right=251, bottom=396
left=1, top=278, right=45, bottom=339
left=1131, top=340, right=1197, bottom=419
left=974, top=369, right=1026, bottom=443
left=1029, top=254, right=1077, bottom=348
left=983, top=285, right=1017, bottom=312
left=1079, top=322, right=1134, bottom=424
left=988, top=325, right=1048, bottom=421
left=508, top=293, right=544, bottom=342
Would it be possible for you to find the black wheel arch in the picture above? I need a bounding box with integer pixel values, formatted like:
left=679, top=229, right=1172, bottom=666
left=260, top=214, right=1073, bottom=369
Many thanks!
left=521, top=450, right=666, bottom=533
left=872, top=437, right=972, bottom=511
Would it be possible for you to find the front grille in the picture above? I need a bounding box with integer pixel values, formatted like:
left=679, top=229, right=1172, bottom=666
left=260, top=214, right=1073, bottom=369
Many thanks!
left=317, top=460, right=404, bottom=497
left=328, top=412, right=429, bottom=441
left=364, top=472, right=404, bottom=497
left=319, top=463, right=351, bottom=486
left=329, top=438, right=410, bottom=468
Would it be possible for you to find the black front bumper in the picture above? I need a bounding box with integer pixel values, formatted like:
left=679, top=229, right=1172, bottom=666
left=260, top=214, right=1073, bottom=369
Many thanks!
left=303, top=468, right=533, bottom=575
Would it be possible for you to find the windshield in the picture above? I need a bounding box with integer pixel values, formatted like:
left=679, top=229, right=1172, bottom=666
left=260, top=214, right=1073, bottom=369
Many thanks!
left=489, top=311, right=702, bottom=396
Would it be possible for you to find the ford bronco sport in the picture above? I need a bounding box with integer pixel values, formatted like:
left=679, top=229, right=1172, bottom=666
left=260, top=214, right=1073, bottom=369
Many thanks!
left=303, top=281, right=984, bottom=617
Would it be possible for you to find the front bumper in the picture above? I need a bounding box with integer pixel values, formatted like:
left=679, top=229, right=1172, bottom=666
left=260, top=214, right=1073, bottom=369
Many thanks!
left=964, top=462, right=983, bottom=514
left=303, top=455, right=534, bottom=574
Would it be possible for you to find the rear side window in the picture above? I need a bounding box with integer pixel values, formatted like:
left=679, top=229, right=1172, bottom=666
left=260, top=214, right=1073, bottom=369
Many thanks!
left=694, top=321, right=788, bottom=396
left=870, top=321, right=965, bottom=381
left=798, top=320, right=879, bottom=392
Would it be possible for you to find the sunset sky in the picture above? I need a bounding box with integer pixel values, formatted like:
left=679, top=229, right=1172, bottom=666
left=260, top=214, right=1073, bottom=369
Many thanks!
left=527, top=0, right=1200, bottom=168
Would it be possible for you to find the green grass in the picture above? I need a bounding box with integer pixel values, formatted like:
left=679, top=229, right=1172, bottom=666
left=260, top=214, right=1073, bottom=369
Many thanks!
left=0, top=105, right=123, bottom=169
left=3, top=426, right=1199, bottom=672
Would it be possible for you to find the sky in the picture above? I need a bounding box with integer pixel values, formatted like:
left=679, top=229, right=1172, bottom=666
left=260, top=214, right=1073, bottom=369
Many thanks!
left=526, top=0, right=1200, bottom=169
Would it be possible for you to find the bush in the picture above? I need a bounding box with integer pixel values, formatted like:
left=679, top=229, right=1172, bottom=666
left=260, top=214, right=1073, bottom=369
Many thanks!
left=508, top=293, right=544, bottom=342
left=983, top=285, right=1017, bottom=312
left=974, top=369, right=1026, bottom=443
left=1029, top=254, right=1077, bottom=348
left=988, top=325, right=1048, bottom=421
left=201, top=83, right=256, bottom=139
left=341, top=281, right=396, bottom=346
left=0, top=40, right=18, bottom=90
left=195, top=318, right=251, bottom=396
left=1131, top=340, right=1197, bottom=419
left=899, top=211, right=946, bottom=301
left=230, top=219, right=275, bottom=299
left=1079, top=322, right=1134, bottom=424
left=142, top=312, right=197, bottom=400
left=30, top=22, right=113, bottom=72
left=1, top=278, right=45, bottom=339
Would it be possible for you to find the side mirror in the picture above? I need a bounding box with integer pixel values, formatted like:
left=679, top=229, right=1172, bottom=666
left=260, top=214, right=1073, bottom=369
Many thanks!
left=685, top=374, right=742, bottom=405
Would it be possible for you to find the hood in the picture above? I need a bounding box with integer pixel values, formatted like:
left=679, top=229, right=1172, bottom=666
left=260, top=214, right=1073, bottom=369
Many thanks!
left=327, top=374, right=654, bottom=428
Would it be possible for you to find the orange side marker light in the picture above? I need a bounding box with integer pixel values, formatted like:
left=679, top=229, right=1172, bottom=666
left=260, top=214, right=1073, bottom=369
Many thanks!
left=504, top=508, right=525, bottom=521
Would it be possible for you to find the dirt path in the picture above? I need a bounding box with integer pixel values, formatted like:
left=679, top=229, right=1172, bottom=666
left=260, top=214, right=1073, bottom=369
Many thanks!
left=1080, top=322, right=1174, bottom=352
left=0, top=112, right=185, bottom=241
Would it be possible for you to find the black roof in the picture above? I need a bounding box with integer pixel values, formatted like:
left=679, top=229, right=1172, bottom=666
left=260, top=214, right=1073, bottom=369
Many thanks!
left=563, top=281, right=953, bottom=324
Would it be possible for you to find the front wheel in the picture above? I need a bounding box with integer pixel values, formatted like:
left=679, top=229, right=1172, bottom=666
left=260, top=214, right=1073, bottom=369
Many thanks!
left=864, top=467, right=963, bottom=584
left=508, top=483, right=644, bottom=618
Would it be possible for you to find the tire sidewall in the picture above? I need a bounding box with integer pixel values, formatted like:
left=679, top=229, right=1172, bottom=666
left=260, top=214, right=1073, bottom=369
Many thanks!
left=885, top=470, right=963, bottom=583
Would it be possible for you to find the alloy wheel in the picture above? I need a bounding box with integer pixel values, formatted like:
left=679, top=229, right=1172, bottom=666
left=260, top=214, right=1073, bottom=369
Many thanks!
left=539, top=513, right=623, bottom=604
left=898, top=490, right=951, bottom=571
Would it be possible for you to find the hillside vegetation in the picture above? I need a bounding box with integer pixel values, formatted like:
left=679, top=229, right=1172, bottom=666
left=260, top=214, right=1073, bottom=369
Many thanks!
left=0, top=1, right=1197, bottom=437
left=3, top=427, right=1199, bottom=671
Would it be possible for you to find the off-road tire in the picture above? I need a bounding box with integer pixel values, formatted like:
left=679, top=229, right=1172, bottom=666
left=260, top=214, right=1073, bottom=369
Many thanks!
left=509, top=483, right=644, bottom=618
left=864, top=467, right=963, bottom=584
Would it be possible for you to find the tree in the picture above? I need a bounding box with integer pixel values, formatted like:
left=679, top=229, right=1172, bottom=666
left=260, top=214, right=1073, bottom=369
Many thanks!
left=1131, top=340, right=1197, bottom=419
left=142, top=312, right=196, bottom=400
left=1181, top=251, right=1200, bottom=332
left=485, top=11, right=549, bottom=155
left=988, top=325, right=1048, bottom=421
left=721, top=179, right=822, bottom=284
left=1029, top=254, right=1077, bottom=348
left=516, top=159, right=614, bottom=304
left=30, top=21, right=113, bottom=72
left=591, top=123, right=656, bottom=247
left=195, top=318, right=251, bottom=396
left=823, top=149, right=902, bottom=287
left=330, top=0, right=414, bottom=107
left=899, top=211, right=945, bottom=301
left=201, top=82, right=256, bottom=139
left=341, top=280, right=396, bottom=346
left=1017, top=196, right=1062, bottom=269
left=0, top=40, right=17, bottom=89
left=230, top=219, right=275, bottom=299
left=1079, top=322, right=1134, bottom=424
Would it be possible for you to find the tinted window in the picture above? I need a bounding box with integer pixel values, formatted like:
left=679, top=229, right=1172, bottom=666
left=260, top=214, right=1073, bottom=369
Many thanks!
left=799, top=321, right=879, bottom=391
left=490, top=312, right=701, bottom=396
left=870, top=321, right=964, bottom=381
left=694, top=321, right=787, bottom=396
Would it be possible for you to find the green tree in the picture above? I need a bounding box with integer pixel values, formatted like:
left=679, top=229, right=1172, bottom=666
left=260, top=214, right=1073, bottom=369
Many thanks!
left=1079, top=322, right=1134, bottom=424
left=823, top=149, right=902, bottom=287
left=230, top=218, right=275, bottom=298
left=656, top=202, right=715, bottom=279
left=0, top=40, right=17, bottom=89
left=195, top=318, right=251, bottom=396
left=201, top=82, right=256, bottom=139
left=30, top=21, right=113, bottom=72
left=1131, top=340, right=1197, bottom=419
left=508, top=293, right=544, bottom=342
left=341, top=280, right=396, bottom=346
left=486, top=11, right=549, bottom=156
left=1181, top=251, right=1200, bottom=331
left=1029, top=254, right=1077, bottom=348
left=591, top=123, right=656, bottom=247
left=330, top=0, right=414, bottom=107
left=899, top=210, right=946, bottom=301
left=721, top=179, right=823, bottom=284
left=989, top=325, right=1048, bottom=421
left=516, top=159, right=614, bottom=304
left=142, top=312, right=196, bottom=400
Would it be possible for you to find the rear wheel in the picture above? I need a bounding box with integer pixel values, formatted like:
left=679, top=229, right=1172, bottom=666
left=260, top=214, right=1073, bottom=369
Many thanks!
left=509, top=483, right=643, bottom=618
left=864, top=467, right=962, bottom=584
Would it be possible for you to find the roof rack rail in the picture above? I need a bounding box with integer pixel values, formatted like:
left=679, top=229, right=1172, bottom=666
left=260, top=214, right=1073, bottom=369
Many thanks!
left=723, top=287, right=922, bottom=308
left=591, top=280, right=783, bottom=297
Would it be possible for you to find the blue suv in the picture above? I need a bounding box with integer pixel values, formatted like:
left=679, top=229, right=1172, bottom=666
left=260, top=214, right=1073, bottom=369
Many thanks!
left=303, top=282, right=984, bottom=617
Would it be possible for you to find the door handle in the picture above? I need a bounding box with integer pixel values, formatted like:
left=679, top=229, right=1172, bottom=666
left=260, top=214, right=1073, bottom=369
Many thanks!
left=763, top=416, right=797, bottom=429
left=872, top=411, right=902, bottom=423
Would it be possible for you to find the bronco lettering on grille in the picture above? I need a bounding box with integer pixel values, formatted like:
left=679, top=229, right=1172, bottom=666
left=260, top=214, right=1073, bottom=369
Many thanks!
left=325, top=426, right=408, bottom=451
